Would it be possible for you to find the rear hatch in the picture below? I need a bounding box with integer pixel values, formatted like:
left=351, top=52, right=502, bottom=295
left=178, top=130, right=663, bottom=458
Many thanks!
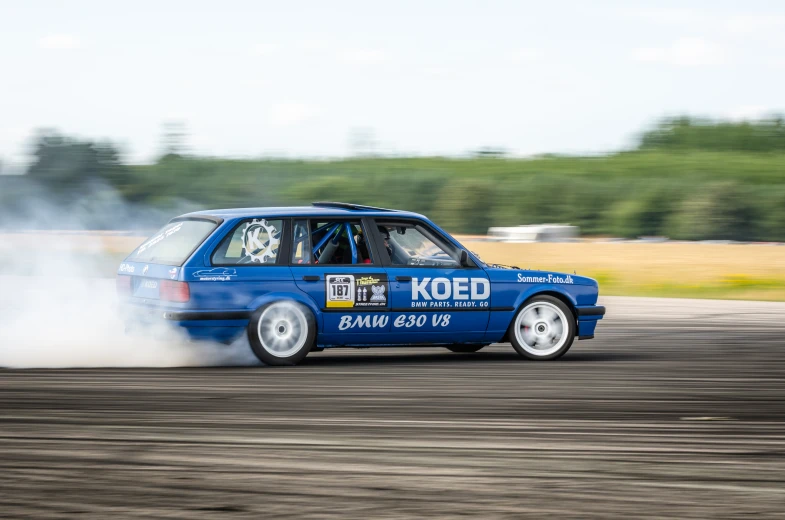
left=117, top=218, right=218, bottom=302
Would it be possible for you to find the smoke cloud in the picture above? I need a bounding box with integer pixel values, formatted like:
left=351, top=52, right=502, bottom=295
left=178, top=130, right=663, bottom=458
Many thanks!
left=0, top=187, right=260, bottom=369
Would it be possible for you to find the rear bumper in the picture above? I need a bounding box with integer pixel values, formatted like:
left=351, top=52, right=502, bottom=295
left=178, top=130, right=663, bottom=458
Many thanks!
left=120, top=302, right=251, bottom=322
left=120, top=304, right=249, bottom=343
left=161, top=310, right=252, bottom=321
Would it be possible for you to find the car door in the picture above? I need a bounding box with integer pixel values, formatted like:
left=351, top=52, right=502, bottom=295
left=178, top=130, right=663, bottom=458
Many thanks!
left=291, top=217, right=391, bottom=339
left=372, top=219, right=490, bottom=341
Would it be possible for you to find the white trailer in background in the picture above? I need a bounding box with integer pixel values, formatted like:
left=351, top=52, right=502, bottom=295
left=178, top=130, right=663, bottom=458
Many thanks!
left=487, top=224, right=579, bottom=243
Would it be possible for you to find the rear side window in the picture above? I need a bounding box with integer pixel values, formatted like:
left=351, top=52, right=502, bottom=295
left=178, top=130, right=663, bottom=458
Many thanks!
left=130, top=219, right=217, bottom=266
left=212, top=218, right=283, bottom=265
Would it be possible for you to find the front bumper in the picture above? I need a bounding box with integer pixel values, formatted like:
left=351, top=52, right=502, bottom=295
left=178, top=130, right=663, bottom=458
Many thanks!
left=575, top=305, right=605, bottom=339
left=576, top=305, right=606, bottom=318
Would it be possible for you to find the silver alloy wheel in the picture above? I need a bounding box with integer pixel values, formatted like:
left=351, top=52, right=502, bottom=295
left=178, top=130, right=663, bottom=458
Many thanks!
left=257, top=301, right=309, bottom=358
left=514, top=301, right=569, bottom=357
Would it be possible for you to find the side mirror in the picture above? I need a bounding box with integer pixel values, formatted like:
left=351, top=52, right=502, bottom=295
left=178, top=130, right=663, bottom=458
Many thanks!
left=460, top=249, right=471, bottom=267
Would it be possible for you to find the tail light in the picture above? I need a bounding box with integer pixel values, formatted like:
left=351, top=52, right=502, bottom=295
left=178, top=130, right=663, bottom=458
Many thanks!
left=116, top=275, right=132, bottom=299
left=160, top=280, right=190, bottom=302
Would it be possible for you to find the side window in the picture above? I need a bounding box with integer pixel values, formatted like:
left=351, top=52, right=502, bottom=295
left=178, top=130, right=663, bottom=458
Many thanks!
left=376, top=222, right=460, bottom=267
left=291, top=219, right=312, bottom=264
left=212, top=218, right=283, bottom=265
left=291, top=219, right=373, bottom=265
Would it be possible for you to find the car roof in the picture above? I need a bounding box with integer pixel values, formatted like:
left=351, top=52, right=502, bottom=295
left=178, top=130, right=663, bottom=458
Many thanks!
left=181, top=202, right=426, bottom=221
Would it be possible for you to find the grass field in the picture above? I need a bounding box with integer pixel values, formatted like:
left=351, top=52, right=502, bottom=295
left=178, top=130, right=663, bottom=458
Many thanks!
left=2, top=233, right=784, bottom=301
left=464, top=239, right=785, bottom=301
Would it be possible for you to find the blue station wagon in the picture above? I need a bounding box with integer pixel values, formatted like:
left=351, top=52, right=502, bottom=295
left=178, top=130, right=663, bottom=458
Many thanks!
left=117, top=202, right=605, bottom=365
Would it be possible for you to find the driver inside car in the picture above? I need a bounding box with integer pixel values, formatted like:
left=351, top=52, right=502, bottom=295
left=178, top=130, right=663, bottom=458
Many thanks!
left=378, top=226, right=393, bottom=259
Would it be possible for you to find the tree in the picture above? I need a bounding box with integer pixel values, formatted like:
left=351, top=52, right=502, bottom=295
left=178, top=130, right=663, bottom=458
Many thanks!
left=26, top=130, right=127, bottom=191
left=639, top=115, right=785, bottom=152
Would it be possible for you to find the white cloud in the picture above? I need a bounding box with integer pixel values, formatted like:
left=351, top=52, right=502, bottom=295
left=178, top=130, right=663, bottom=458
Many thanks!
left=269, top=102, right=317, bottom=126
left=625, top=7, right=700, bottom=25
left=423, top=66, right=450, bottom=77
left=726, top=105, right=773, bottom=121
left=632, top=37, right=727, bottom=67
left=510, top=48, right=544, bottom=63
left=38, top=34, right=82, bottom=50
left=724, top=14, right=785, bottom=34
left=252, top=43, right=279, bottom=56
left=338, top=49, right=387, bottom=66
left=627, top=8, right=785, bottom=36
left=768, top=58, right=785, bottom=68
left=242, top=78, right=271, bottom=89
left=299, top=39, right=329, bottom=52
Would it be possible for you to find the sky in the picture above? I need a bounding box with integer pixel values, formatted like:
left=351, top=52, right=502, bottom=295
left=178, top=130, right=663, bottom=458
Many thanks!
left=1, top=0, right=784, bottom=166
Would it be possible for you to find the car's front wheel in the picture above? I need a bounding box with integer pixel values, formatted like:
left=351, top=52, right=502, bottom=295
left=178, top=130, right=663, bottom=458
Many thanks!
left=509, top=296, right=575, bottom=360
left=247, top=301, right=315, bottom=366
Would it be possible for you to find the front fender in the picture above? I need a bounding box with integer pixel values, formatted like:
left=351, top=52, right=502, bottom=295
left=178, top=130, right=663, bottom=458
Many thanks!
left=511, top=284, right=579, bottom=313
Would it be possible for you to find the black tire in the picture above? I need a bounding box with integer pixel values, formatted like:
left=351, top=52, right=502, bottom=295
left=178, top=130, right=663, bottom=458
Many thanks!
left=247, top=301, right=316, bottom=366
left=508, top=295, right=575, bottom=360
left=446, top=344, right=487, bottom=353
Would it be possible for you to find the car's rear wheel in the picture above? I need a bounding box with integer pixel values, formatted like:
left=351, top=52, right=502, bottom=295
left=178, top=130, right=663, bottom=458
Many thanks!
left=509, top=296, right=575, bottom=360
left=446, top=344, right=487, bottom=353
left=247, top=301, right=315, bottom=366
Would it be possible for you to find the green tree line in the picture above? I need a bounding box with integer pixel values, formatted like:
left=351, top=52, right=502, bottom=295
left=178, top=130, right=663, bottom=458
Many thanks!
left=3, top=118, right=785, bottom=240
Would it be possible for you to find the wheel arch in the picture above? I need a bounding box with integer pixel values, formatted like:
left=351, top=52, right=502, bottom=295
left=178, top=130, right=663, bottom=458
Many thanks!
left=523, top=291, right=578, bottom=321
left=503, top=289, right=578, bottom=342
left=247, top=291, right=322, bottom=330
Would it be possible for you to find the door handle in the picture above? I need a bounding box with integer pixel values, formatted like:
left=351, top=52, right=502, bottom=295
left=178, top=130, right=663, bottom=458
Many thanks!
left=395, top=276, right=412, bottom=282
left=302, top=275, right=320, bottom=281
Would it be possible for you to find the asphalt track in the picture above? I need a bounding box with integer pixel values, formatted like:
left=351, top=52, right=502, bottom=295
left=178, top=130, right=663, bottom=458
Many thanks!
left=1, top=297, right=785, bottom=518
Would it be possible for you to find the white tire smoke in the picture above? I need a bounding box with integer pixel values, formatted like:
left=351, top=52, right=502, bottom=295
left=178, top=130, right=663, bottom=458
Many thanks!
left=0, top=197, right=261, bottom=368
left=0, top=275, right=260, bottom=369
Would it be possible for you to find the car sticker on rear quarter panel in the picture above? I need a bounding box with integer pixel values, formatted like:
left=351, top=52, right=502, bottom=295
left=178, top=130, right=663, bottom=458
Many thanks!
left=192, top=268, right=237, bottom=281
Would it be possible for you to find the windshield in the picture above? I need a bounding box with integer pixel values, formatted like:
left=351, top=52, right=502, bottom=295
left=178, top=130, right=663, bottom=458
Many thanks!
left=129, top=219, right=217, bottom=266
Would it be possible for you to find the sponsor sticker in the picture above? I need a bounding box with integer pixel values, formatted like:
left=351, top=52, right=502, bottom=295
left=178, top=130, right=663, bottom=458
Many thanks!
left=326, top=274, right=388, bottom=308
left=169, top=267, right=178, bottom=280
left=119, top=263, right=135, bottom=273
left=242, top=219, right=280, bottom=263
left=136, top=222, right=183, bottom=255
left=142, top=265, right=149, bottom=276
left=192, top=268, right=237, bottom=281
left=517, top=273, right=574, bottom=284
left=410, top=277, right=490, bottom=308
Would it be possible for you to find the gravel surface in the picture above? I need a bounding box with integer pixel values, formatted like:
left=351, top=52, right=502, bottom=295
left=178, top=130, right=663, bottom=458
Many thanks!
left=1, top=297, right=784, bottom=518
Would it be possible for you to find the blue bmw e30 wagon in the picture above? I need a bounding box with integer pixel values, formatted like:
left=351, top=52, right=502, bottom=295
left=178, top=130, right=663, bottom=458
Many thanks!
left=117, top=202, right=605, bottom=365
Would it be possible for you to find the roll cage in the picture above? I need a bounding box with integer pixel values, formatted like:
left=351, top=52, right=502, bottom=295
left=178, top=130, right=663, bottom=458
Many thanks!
left=198, top=215, right=476, bottom=269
